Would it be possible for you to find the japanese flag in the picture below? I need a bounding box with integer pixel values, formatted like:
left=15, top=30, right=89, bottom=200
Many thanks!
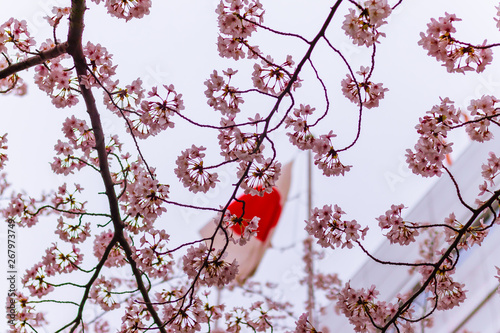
left=200, top=161, right=293, bottom=284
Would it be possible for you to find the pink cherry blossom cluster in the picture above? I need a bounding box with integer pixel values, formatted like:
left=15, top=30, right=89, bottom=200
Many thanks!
left=222, top=303, right=277, bottom=332
left=465, top=95, right=498, bottom=142
left=90, top=0, right=152, bottom=21
left=215, top=0, right=264, bottom=60
left=205, top=69, right=243, bottom=116
left=406, top=97, right=460, bottom=177
left=34, top=41, right=79, bottom=108
left=93, top=230, right=127, bottom=268
left=119, top=162, right=169, bottom=227
left=443, top=213, right=490, bottom=250
left=9, top=292, right=47, bottom=331
left=41, top=243, right=83, bottom=274
left=285, top=106, right=352, bottom=177
left=55, top=216, right=91, bottom=244
left=237, top=158, right=281, bottom=196
left=418, top=13, right=493, bottom=73
left=252, top=55, right=299, bottom=96
left=336, top=283, right=415, bottom=332
left=90, top=276, right=122, bottom=311
left=175, top=145, right=219, bottom=194
left=285, top=104, right=316, bottom=150
left=159, top=290, right=206, bottom=332
left=131, top=84, right=184, bottom=138
left=0, top=133, right=7, bottom=170
left=290, top=313, right=316, bottom=333
left=0, top=173, right=9, bottom=197
left=51, top=183, right=86, bottom=215
left=418, top=258, right=467, bottom=311
left=217, top=211, right=260, bottom=246
left=51, top=116, right=97, bottom=175
left=342, top=0, right=392, bottom=47
left=22, top=244, right=83, bottom=298
left=313, top=131, right=352, bottom=176
left=80, top=41, right=117, bottom=90
left=132, top=228, right=174, bottom=279
left=218, top=117, right=262, bottom=162
left=2, top=193, right=40, bottom=227
left=21, top=264, right=53, bottom=298
left=105, top=78, right=144, bottom=112
left=477, top=151, right=500, bottom=203
left=306, top=204, right=367, bottom=250
left=119, top=298, right=154, bottom=332
left=0, top=19, right=30, bottom=94
left=341, top=66, right=388, bottom=109
left=182, top=243, right=238, bottom=288
left=0, top=57, right=26, bottom=95
left=0, top=18, right=34, bottom=54
left=481, top=152, right=500, bottom=186
left=376, top=204, right=420, bottom=245
left=311, top=272, right=342, bottom=302
left=45, top=6, right=71, bottom=27
left=496, top=5, right=500, bottom=30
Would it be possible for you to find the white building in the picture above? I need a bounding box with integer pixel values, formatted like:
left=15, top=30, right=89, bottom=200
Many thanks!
left=319, top=132, right=500, bottom=332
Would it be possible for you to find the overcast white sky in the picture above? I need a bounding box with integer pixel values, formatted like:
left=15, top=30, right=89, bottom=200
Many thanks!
left=1, top=0, right=500, bottom=330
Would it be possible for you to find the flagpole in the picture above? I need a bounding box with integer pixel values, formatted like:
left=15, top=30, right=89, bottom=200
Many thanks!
left=306, top=149, right=315, bottom=325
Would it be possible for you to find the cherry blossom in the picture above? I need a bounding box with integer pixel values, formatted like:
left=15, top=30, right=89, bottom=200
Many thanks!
left=342, top=0, right=392, bottom=47
left=465, top=95, right=498, bottom=142
left=406, top=97, right=460, bottom=177
left=1, top=193, right=40, bottom=227
left=0, top=18, right=35, bottom=54
left=0, top=133, right=7, bottom=170
left=218, top=117, right=262, bottom=162
left=182, top=243, right=238, bottom=288
left=131, top=84, right=184, bottom=138
left=160, top=292, right=206, bottom=332
left=376, top=204, right=419, bottom=245
left=45, top=6, right=71, bottom=27
left=22, top=263, right=54, bottom=298
left=204, top=69, right=244, bottom=116
left=215, top=0, right=264, bottom=60
left=175, top=145, right=219, bottom=193
left=481, top=151, right=500, bottom=186
left=312, top=131, right=352, bottom=176
left=3, top=0, right=500, bottom=331
left=132, top=228, right=174, bottom=279
left=81, top=41, right=117, bottom=89
left=291, top=313, right=316, bottom=333
left=91, top=0, right=152, bottom=21
left=9, top=292, right=47, bottom=332
left=119, top=161, right=169, bottom=226
left=90, top=276, right=122, bottom=311
left=443, top=213, right=489, bottom=250
left=285, top=104, right=316, bottom=150
left=418, top=13, right=493, bottom=73
left=0, top=57, right=26, bottom=95
left=306, top=204, right=367, bottom=250
left=238, top=158, right=281, bottom=196
left=216, top=210, right=260, bottom=246
left=335, top=283, right=415, bottom=332
left=341, top=66, right=388, bottom=109
left=93, top=230, right=127, bottom=268
left=252, top=55, right=299, bottom=95
left=55, top=216, right=91, bottom=244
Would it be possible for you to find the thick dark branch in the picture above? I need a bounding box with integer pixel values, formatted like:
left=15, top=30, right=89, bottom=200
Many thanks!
left=66, top=0, right=166, bottom=331
left=382, top=187, right=500, bottom=330
left=0, top=42, right=68, bottom=79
